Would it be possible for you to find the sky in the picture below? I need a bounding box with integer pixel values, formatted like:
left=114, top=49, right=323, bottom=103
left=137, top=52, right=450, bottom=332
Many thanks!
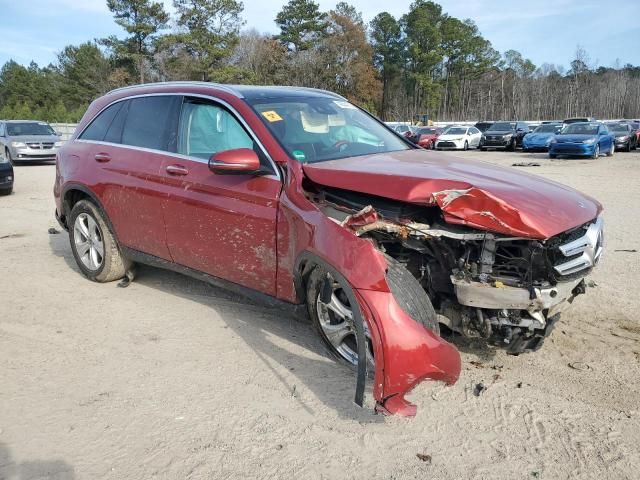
left=0, top=0, right=638, bottom=71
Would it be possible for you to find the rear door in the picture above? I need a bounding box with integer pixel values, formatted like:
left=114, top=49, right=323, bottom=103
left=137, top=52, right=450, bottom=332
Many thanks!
left=77, top=95, right=181, bottom=259
left=161, top=96, right=281, bottom=295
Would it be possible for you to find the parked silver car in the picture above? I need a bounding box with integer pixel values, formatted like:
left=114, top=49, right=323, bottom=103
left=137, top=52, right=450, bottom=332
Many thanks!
left=0, top=120, right=62, bottom=164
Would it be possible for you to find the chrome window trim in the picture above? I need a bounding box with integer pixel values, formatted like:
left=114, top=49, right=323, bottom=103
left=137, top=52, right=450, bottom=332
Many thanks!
left=74, top=139, right=280, bottom=181
left=76, top=92, right=281, bottom=181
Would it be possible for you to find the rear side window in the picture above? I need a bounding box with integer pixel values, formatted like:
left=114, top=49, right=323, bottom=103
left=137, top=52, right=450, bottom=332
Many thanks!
left=121, top=96, right=180, bottom=152
left=79, top=102, right=124, bottom=141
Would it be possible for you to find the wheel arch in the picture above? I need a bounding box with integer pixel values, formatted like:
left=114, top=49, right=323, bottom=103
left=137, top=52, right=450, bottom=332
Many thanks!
left=61, top=183, right=120, bottom=244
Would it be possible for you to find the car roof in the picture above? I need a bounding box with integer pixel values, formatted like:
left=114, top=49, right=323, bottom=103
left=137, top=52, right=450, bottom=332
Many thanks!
left=107, top=81, right=345, bottom=101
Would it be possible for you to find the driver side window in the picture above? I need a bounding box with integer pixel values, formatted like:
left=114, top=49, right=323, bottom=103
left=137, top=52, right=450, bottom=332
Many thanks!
left=178, top=99, right=253, bottom=160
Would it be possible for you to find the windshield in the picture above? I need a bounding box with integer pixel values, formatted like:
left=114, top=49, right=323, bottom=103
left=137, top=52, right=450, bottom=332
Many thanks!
left=562, top=124, right=599, bottom=135
left=248, top=97, right=410, bottom=163
left=534, top=125, right=561, bottom=133
left=608, top=124, right=629, bottom=133
left=6, top=122, right=55, bottom=136
left=487, top=122, right=516, bottom=131
left=445, top=127, right=467, bottom=135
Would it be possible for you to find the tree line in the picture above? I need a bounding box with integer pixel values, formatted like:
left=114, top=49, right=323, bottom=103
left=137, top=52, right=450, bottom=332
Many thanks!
left=0, top=0, right=638, bottom=123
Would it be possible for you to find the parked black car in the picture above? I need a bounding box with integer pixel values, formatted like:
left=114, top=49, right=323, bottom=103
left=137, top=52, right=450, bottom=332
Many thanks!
left=480, top=121, right=530, bottom=150
left=607, top=123, right=637, bottom=151
left=474, top=121, right=494, bottom=133
left=0, top=153, right=14, bottom=195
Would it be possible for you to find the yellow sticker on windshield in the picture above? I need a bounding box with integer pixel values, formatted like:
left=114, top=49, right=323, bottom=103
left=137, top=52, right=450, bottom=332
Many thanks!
left=261, top=110, right=283, bottom=122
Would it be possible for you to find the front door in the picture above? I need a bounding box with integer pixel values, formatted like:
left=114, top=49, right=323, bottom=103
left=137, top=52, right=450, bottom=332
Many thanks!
left=161, top=97, right=281, bottom=296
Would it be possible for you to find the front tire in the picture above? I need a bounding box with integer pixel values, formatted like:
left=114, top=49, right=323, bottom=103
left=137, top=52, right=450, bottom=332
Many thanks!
left=5, top=148, right=15, bottom=166
left=463, top=140, right=469, bottom=151
left=592, top=144, right=600, bottom=159
left=68, top=200, right=130, bottom=282
left=0, top=186, right=12, bottom=196
left=306, top=256, right=439, bottom=368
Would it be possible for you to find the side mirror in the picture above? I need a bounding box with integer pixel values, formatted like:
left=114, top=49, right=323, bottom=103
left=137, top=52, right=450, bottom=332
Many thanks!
left=208, top=148, right=260, bottom=174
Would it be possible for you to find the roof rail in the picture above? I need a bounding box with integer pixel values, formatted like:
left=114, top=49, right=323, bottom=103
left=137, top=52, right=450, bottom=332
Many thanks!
left=106, top=81, right=243, bottom=98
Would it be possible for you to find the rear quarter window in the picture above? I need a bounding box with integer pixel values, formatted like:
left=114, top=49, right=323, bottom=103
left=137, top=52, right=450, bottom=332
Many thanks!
left=79, top=102, right=124, bottom=141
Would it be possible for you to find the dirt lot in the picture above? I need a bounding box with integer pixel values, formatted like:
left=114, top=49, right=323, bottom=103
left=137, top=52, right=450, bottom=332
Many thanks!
left=1, top=149, right=639, bottom=480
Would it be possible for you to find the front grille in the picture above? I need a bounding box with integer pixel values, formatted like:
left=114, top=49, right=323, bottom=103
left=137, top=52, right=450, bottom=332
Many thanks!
left=24, top=142, right=54, bottom=150
left=554, top=145, right=586, bottom=154
left=548, top=218, right=604, bottom=277
left=438, top=141, right=456, bottom=148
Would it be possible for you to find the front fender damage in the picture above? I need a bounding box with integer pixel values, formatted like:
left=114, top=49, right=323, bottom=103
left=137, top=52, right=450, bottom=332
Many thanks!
left=356, top=288, right=461, bottom=417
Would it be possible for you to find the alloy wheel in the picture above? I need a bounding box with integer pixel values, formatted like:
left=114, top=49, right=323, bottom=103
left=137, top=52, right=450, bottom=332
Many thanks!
left=316, top=279, right=374, bottom=368
left=74, top=213, right=104, bottom=271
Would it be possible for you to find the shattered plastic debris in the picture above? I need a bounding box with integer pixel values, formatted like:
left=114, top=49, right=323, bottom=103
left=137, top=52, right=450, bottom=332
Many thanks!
left=416, top=454, right=432, bottom=463
left=512, top=162, right=541, bottom=167
left=48, top=227, right=60, bottom=234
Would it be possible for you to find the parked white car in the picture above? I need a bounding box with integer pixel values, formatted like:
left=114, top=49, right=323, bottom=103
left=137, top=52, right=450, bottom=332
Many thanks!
left=435, top=126, right=482, bottom=150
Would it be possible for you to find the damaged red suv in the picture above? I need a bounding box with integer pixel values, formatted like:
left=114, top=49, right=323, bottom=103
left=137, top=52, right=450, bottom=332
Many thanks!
left=54, top=83, right=604, bottom=416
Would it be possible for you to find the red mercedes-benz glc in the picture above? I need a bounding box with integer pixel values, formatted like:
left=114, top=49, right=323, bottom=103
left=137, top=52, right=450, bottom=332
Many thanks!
left=54, top=82, right=603, bottom=416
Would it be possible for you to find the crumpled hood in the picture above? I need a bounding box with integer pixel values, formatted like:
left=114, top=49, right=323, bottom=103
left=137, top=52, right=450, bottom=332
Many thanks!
left=303, top=149, right=602, bottom=239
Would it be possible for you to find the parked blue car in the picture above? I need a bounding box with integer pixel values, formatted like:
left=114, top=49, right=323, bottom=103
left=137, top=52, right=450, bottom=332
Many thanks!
left=549, top=122, right=615, bottom=159
left=522, top=123, right=562, bottom=151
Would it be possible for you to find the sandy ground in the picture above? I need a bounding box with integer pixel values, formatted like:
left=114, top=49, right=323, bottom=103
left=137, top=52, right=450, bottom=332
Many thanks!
left=1, top=149, right=639, bottom=480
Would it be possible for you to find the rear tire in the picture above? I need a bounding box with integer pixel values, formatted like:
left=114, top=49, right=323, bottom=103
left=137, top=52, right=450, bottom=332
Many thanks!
left=608, top=142, right=615, bottom=157
left=68, top=199, right=130, bottom=282
left=0, top=186, right=12, bottom=196
left=549, top=153, right=557, bottom=159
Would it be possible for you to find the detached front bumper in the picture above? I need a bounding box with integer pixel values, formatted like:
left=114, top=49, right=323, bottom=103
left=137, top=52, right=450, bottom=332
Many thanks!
left=356, top=288, right=461, bottom=417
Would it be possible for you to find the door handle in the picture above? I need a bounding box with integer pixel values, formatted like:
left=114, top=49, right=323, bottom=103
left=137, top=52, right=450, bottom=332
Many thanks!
left=94, top=153, right=111, bottom=163
left=166, top=164, right=189, bottom=176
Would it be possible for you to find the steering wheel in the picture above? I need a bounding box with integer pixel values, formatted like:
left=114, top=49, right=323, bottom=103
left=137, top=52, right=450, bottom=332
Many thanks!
left=333, top=140, right=351, bottom=152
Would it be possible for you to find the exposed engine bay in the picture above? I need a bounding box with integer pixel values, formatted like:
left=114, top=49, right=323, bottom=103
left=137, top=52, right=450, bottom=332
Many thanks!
left=307, top=184, right=604, bottom=354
